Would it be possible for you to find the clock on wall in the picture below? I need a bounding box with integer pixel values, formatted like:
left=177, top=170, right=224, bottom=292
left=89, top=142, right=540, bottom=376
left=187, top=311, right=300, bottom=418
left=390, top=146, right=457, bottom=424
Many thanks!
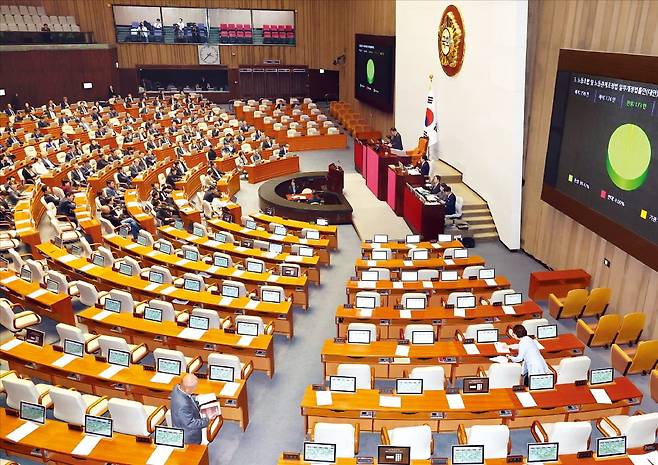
left=198, top=44, right=220, bottom=65
left=438, top=5, right=465, bottom=76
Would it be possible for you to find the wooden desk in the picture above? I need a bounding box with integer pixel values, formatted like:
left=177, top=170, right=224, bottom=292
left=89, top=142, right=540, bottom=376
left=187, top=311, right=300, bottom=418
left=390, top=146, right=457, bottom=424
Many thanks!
left=13, top=185, right=43, bottom=258
left=528, top=269, right=591, bottom=301
left=365, top=145, right=399, bottom=201
left=251, top=212, right=338, bottom=249
left=345, top=277, right=512, bottom=307
left=353, top=256, right=485, bottom=277
left=334, top=301, right=543, bottom=340
left=403, top=186, right=445, bottom=241
left=217, top=169, right=240, bottom=197
left=285, top=133, right=348, bottom=152
left=387, top=165, right=425, bottom=216
left=125, top=189, right=156, bottom=233
left=76, top=306, right=273, bottom=380
left=158, top=225, right=322, bottom=285
left=37, top=243, right=295, bottom=338
left=360, top=240, right=464, bottom=259
left=0, top=409, right=209, bottom=465
left=321, top=334, right=585, bottom=381
left=0, top=270, right=75, bottom=325
left=300, top=377, right=641, bottom=433
left=245, top=156, right=300, bottom=184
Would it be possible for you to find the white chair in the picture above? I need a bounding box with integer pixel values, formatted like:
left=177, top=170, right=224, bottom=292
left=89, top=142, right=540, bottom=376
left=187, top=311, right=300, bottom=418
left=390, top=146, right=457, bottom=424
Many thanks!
left=337, top=364, right=373, bottom=390
left=26, top=259, right=47, bottom=284
left=95, top=246, right=115, bottom=268
left=56, top=323, right=100, bottom=353
left=464, top=323, right=494, bottom=340
left=404, top=324, right=434, bottom=343
left=252, top=241, right=269, bottom=252
left=522, top=318, right=550, bottom=337
left=0, top=370, right=19, bottom=393
left=50, top=387, right=108, bottom=426
left=7, top=249, right=26, bottom=274
left=462, top=265, right=484, bottom=279
left=136, top=299, right=181, bottom=322
left=108, top=398, right=166, bottom=437
left=45, top=270, right=75, bottom=295
left=3, top=377, right=53, bottom=410
left=107, top=289, right=135, bottom=313
left=222, top=279, right=248, bottom=297
left=72, top=281, right=104, bottom=307
left=531, top=420, right=592, bottom=454
left=97, top=335, right=147, bottom=363
left=596, top=412, right=658, bottom=448
left=418, top=269, right=438, bottom=280
left=459, top=424, right=510, bottom=459
left=551, top=356, right=591, bottom=384
left=481, top=362, right=522, bottom=389
left=313, top=423, right=359, bottom=458
left=347, top=322, right=377, bottom=343
left=140, top=265, right=174, bottom=284
left=447, top=291, right=475, bottom=307
left=137, top=230, right=154, bottom=246
left=113, top=256, right=141, bottom=276
left=207, top=353, right=253, bottom=380
left=368, top=267, right=390, bottom=281
left=489, top=289, right=517, bottom=305
left=235, top=315, right=273, bottom=335
left=153, top=348, right=202, bottom=374
left=0, top=298, right=40, bottom=332
left=213, top=252, right=233, bottom=268
left=382, top=425, right=433, bottom=460
left=355, top=291, right=381, bottom=308
left=409, top=366, right=445, bottom=390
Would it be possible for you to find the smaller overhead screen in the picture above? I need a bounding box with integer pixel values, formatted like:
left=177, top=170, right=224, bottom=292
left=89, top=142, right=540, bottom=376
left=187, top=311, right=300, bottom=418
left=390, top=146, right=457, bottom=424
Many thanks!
left=355, top=34, right=395, bottom=113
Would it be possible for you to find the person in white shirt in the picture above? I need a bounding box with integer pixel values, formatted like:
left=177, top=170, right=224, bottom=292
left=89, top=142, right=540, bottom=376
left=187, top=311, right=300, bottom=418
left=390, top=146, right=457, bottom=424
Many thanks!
left=507, top=324, right=550, bottom=385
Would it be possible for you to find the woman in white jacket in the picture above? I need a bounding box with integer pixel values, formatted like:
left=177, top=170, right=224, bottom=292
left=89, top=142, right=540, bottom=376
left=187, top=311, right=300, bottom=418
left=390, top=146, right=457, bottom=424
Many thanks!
left=507, top=324, right=550, bottom=385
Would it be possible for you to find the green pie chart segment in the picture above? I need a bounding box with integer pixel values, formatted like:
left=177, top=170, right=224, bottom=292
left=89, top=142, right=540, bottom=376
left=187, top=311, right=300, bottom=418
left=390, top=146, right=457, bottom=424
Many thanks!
left=366, top=59, right=375, bottom=85
left=606, top=123, right=651, bottom=191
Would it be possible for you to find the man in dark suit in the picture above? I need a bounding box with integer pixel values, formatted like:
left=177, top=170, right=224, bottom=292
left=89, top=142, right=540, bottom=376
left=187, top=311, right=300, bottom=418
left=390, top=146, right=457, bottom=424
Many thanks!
left=444, top=186, right=457, bottom=215
left=419, top=155, right=430, bottom=177
left=170, top=374, right=216, bottom=445
left=57, top=192, right=78, bottom=224
left=389, top=127, right=403, bottom=150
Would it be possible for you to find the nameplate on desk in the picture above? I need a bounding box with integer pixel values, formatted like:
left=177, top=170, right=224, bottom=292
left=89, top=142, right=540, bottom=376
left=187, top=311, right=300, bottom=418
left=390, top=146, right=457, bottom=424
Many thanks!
left=577, top=451, right=594, bottom=459
left=333, top=337, right=346, bottom=344
left=98, top=364, right=124, bottom=379
left=446, top=393, right=465, bottom=409
left=59, top=254, right=78, bottom=263
left=359, top=410, right=374, bottom=418
left=282, top=452, right=301, bottom=461
left=356, top=457, right=374, bottom=465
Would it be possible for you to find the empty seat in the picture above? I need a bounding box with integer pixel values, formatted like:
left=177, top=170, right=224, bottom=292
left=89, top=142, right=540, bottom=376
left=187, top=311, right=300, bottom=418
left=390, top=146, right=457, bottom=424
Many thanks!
left=153, top=348, right=202, bottom=374
left=463, top=323, right=495, bottom=341
left=3, top=377, right=53, bottom=410
left=596, top=412, right=658, bottom=448
left=97, top=335, right=147, bottom=363
left=404, top=324, right=434, bottom=343
left=458, top=424, right=510, bottom=459
left=611, top=340, right=658, bottom=375
left=481, top=362, right=522, bottom=389
left=207, top=353, right=253, bottom=380
left=522, top=318, right=550, bottom=337
left=337, top=364, right=373, bottom=390
left=462, top=266, right=484, bottom=279
left=409, top=366, right=445, bottom=390
left=0, top=298, right=40, bottom=333
left=313, top=423, right=359, bottom=458
left=531, top=420, right=592, bottom=454
left=108, top=398, right=166, bottom=437
left=447, top=291, right=475, bottom=307
left=50, top=387, right=108, bottom=425
left=576, top=314, right=621, bottom=347
left=551, top=355, right=591, bottom=384
left=581, top=287, right=611, bottom=318
left=401, top=292, right=427, bottom=310
left=614, top=312, right=645, bottom=345
left=382, top=425, right=433, bottom=460
left=354, top=291, right=381, bottom=308
left=235, top=314, right=273, bottom=335
left=489, top=289, right=517, bottom=305
left=56, top=323, right=100, bottom=353
left=548, top=288, right=588, bottom=319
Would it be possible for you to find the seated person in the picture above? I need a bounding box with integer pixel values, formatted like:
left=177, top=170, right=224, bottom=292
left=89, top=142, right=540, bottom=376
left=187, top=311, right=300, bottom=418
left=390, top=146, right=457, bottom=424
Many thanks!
left=152, top=199, right=177, bottom=226
left=444, top=186, right=457, bottom=215
left=100, top=205, right=141, bottom=239
left=41, top=185, right=60, bottom=206
left=56, top=192, right=78, bottom=224
left=251, top=151, right=262, bottom=164
left=203, top=187, right=220, bottom=204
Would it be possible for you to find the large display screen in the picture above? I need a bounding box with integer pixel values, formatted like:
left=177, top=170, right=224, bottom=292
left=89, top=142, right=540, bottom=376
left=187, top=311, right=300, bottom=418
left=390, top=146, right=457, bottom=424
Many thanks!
left=355, top=34, right=395, bottom=113
left=542, top=49, right=658, bottom=270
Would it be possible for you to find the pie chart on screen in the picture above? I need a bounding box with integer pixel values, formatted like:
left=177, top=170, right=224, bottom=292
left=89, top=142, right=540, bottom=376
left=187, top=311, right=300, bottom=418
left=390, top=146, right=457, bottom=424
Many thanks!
left=366, top=59, right=375, bottom=85
left=606, top=123, right=651, bottom=191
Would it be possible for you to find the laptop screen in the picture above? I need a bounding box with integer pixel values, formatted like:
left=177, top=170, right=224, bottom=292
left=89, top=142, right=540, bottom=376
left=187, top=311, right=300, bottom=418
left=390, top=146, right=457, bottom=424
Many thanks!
left=406, top=234, right=421, bottom=244
left=589, top=367, right=614, bottom=385
left=19, top=267, right=31, bottom=282
left=476, top=328, right=499, bottom=344
left=527, top=443, right=559, bottom=463
left=157, top=358, right=182, bottom=375
left=46, top=279, right=59, bottom=293
left=261, top=289, right=281, bottom=303
left=247, top=260, right=264, bottom=273
left=104, top=298, right=121, bottom=313
left=209, top=365, right=235, bottom=382
left=214, top=255, right=230, bottom=268
left=328, top=375, right=356, bottom=393
left=222, top=284, right=239, bottom=298
left=303, top=442, right=336, bottom=464
left=149, top=271, right=165, bottom=284
left=373, top=234, right=388, bottom=244
left=192, top=226, right=205, bottom=237
left=347, top=329, right=371, bottom=344
left=452, top=445, right=484, bottom=465
left=404, top=297, right=426, bottom=310
left=189, top=315, right=209, bottom=330
left=183, top=278, right=201, bottom=292
left=536, top=324, right=558, bottom=340
left=118, top=263, right=132, bottom=276
left=478, top=268, right=495, bottom=279
left=355, top=295, right=376, bottom=309
left=143, top=306, right=163, bottom=322
left=245, top=219, right=257, bottom=230
left=503, top=292, right=523, bottom=306
left=20, top=401, right=45, bottom=424
left=154, top=426, right=185, bottom=448
left=400, top=271, right=418, bottom=282
left=269, top=243, right=283, bottom=254
left=85, top=415, right=113, bottom=438
left=64, top=339, right=84, bottom=357
left=281, top=265, right=298, bottom=277
left=92, top=253, right=105, bottom=266
left=306, top=229, right=320, bottom=240
left=396, top=378, right=423, bottom=395
left=441, top=270, right=458, bottom=281
left=463, top=377, right=490, bottom=394
left=136, top=234, right=148, bottom=246
left=298, top=246, right=313, bottom=257
left=274, top=225, right=286, bottom=236
left=411, top=330, right=434, bottom=345
left=361, top=271, right=379, bottom=281
left=529, top=373, right=555, bottom=391
left=411, top=249, right=429, bottom=260
left=107, top=349, right=130, bottom=367
left=456, top=295, right=476, bottom=309
left=438, top=234, right=452, bottom=242
left=597, top=437, right=626, bottom=458
left=371, top=249, right=388, bottom=260
left=158, top=241, right=173, bottom=254
left=236, top=321, right=259, bottom=336
left=184, top=249, right=199, bottom=261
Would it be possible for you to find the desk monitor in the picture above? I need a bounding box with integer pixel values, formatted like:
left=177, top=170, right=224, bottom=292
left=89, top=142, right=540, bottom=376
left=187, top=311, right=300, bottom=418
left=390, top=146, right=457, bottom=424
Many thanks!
left=149, top=271, right=165, bottom=284
left=456, top=295, right=476, bottom=309
left=0, top=257, right=8, bottom=269
left=476, top=328, right=498, bottom=344
left=104, top=298, right=121, bottom=313
left=378, top=445, right=411, bottom=465
left=242, top=238, right=254, bottom=249
left=184, top=249, right=199, bottom=262
left=157, top=241, right=173, bottom=255
left=411, top=249, right=429, bottom=260
left=529, top=373, right=555, bottom=391
left=597, top=437, right=626, bottom=458
left=478, top=268, right=495, bottom=280
left=136, top=234, right=148, bottom=246
left=406, top=234, right=421, bottom=244
left=303, top=442, right=337, bottom=464
left=401, top=270, right=418, bottom=282
left=118, top=262, right=132, bottom=276
left=154, top=426, right=185, bottom=449
left=192, top=225, right=205, bottom=237
left=396, top=378, right=423, bottom=395
left=46, top=278, right=59, bottom=293
left=247, top=260, right=264, bottom=273
left=92, top=253, right=105, bottom=267
left=536, top=324, right=558, bottom=340
left=298, top=246, right=314, bottom=257
left=222, top=284, right=240, bottom=298
left=20, top=401, right=45, bottom=424
left=503, top=293, right=523, bottom=306
left=329, top=375, right=357, bottom=393
left=347, top=329, right=371, bottom=344
left=274, top=225, right=287, bottom=236
left=361, top=270, right=379, bottom=282
left=174, top=219, right=184, bottom=230
left=222, top=213, right=233, bottom=223
left=452, top=445, right=485, bottom=465
left=214, top=255, right=230, bottom=268
left=107, top=348, right=130, bottom=367
left=372, top=249, right=389, bottom=260
left=374, top=234, right=389, bottom=244
left=463, top=377, right=489, bottom=394
left=183, top=278, right=202, bottom=292
left=19, top=266, right=31, bottom=282
left=215, top=232, right=228, bottom=243
left=589, top=367, right=614, bottom=385
left=281, top=265, right=299, bottom=277
left=189, top=315, right=210, bottom=330
left=356, top=295, right=376, bottom=309
left=527, top=443, right=559, bottom=463
left=411, top=330, right=434, bottom=345
left=441, top=270, right=458, bottom=281
left=157, top=357, right=182, bottom=376
left=269, top=243, right=283, bottom=254
left=119, top=225, right=130, bottom=238
left=25, top=328, right=44, bottom=347
left=245, top=219, right=257, bottom=230
left=405, top=296, right=426, bottom=310
left=438, top=234, right=452, bottom=242
left=144, top=306, right=163, bottom=322
left=85, top=415, right=113, bottom=438
left=237, top=321, right=259, bottom=336
left=209, top=365, right=235, bottom=383
left=316, top=218, right=328, bottom=226
left=64, top=339, right=84, bottom=358
left=69, top=244, right=82, bottom=256
left=306, top=229, right=321, bottom=240
left=453, top=248, right=468, bottom=259
left=261, top=289, right=281, bottom=303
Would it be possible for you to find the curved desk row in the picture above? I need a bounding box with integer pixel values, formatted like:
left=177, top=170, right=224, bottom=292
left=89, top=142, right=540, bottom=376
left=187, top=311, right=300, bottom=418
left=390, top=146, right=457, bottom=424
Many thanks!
left=251, top=211, right=338, bottom=249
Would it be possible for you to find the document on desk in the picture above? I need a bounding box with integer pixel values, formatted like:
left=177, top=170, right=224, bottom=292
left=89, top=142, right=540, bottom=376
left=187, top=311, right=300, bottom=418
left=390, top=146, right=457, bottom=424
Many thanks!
left=5, top=421, right=40, bottom=442
left=1, top=275, right=18, bottom=284
left=405, top=244, right=417, bottom=249
left=395, top=345, right=410, bottom=357
left=144, top=283, right=160, bottom=292
left=422, top=281, right=434, bottom=289
left=205, top=240, right=220, bottom=248
left=232, top=270, right=245, bottom=278
left=245, top=299, right=260, bottom=309
left=490, top=356, right=509, bottom=364
left=392, top=281, right=404, bottom=289
left=177, top=328, right=206, bottom=340
left=516, top=391, right=537, bottom=407
left=146, top=250, right=159, bottom=257
left=146, top=445, right=175, bottom=465
left=175, top=258, right=190, bottom=266
left=80, top=264, right=96, bottom=272
left=316, top=390, right=333, bottom=406
left=485, top=279, right=498, bottom=287
left=399, top=310, right=412, bottom=319
left=234, top=246, right=247, bottom=252
left=0, top=338, right=23, bottom=351
left=446, top=394, right=465, bottom=409
left=27, top=288, right=48, bottom=299
left=443, top=259, right=455, bottom=266
left=92, top=310, right=113, bottom=321
left=220, top=382, right=240, bottom=397
left=160, top=286, right=177, bottom=296
left=358, top=308, right=373, bottom=318
left=590, top=388, right=612, bottom=404
left=502, top=305, right=516, bottom=315
left=463, top=344, right=480, bottom=355
left=52, top=353, right=77, bottom=368
left=629, top=451, right=658, bottom=465
left=70, top=435, right=103, bottom=456
left=494, top=342, right=510, bottom=354
left=98, top=364, right=125, bottom=380
left=219, top=296, right=234, bottom=306
left=59, top=254, right=78, bottom=263
left=379, top=395, right=401, bottom=408
left=284, top=255, right=303, bottom=262
left=266, top=274, right=279, bottom=282
left=150, top=372, right=175, bottom=384
left=453, top=308, right=466, bottom=317
left=237, top=335, right=254, bottom=347
left=357, top=281, right=376, bottom=289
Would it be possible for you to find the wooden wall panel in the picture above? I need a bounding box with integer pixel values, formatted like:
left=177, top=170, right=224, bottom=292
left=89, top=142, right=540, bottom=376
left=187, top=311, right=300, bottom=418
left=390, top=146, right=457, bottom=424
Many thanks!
left=522, top=0, right=658, bottom=338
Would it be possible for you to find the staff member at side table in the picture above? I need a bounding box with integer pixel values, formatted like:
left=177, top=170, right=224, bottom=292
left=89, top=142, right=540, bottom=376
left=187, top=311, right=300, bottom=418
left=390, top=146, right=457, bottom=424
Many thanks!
left=507, top=324, right=550, bottom=385
left=170, top=374, right=218, bottom=445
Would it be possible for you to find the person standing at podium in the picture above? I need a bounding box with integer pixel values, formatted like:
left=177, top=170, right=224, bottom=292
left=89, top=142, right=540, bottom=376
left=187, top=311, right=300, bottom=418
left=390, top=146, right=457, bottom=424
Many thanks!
left=419, top=155, right=430, bottom=176
left=388, top=127, right=403, bottom=150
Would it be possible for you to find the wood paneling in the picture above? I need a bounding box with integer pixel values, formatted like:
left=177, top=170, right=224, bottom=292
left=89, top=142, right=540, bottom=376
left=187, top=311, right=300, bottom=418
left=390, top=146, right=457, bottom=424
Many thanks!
left=522, top=0, right=658, bottom=338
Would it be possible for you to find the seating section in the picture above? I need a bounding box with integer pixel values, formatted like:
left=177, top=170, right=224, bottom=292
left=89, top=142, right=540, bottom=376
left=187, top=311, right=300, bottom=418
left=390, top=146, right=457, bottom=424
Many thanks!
left=219, top=23, right=253, bottom=44
left=0, top=4, right=80, bottom=32
left=261, top=24, right=295, bottom=44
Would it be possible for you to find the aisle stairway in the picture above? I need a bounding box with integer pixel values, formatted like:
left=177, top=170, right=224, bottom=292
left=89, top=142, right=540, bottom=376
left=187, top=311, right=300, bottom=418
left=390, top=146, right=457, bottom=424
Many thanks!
left=432, top=159, right=499, bottom=242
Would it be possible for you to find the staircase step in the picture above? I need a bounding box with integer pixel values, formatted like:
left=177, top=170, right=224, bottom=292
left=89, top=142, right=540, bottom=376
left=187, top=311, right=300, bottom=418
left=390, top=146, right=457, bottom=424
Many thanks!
left=461, top=215, right=493, bottom=225
left=473, top=231, right=499, bottom=241
left=466, top=223, right=498, bottom=234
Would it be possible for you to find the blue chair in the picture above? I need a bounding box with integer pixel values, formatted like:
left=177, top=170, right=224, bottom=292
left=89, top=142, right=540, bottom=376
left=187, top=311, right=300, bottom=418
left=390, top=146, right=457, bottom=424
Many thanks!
left=184, top=26, right=193, bottom=43
left=152, top=28, right=163, bottom=42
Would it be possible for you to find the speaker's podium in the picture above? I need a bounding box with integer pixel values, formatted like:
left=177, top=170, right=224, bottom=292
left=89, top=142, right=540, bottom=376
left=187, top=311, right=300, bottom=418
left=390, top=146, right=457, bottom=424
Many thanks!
left=327, top=163, right=344, bottom=192
left=403, top=184, right=445, bottom=240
